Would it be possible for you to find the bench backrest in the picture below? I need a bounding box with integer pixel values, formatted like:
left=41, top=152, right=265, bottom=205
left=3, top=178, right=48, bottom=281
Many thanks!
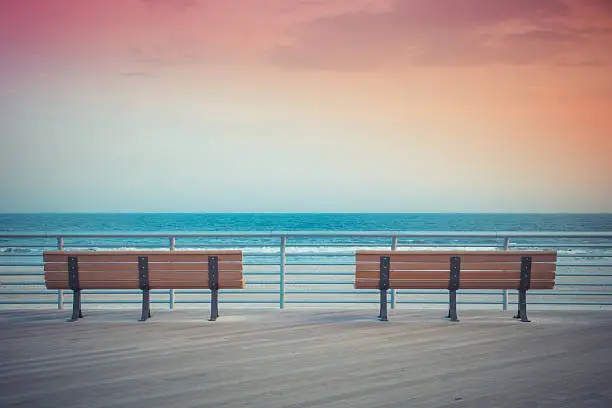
left=44, top=250, right=243, bottom=290
left=355, top=250, right=556, bottom=290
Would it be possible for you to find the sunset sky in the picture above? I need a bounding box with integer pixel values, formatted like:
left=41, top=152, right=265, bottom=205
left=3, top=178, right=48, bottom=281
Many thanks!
left=1, top=0, right=611, bottom=212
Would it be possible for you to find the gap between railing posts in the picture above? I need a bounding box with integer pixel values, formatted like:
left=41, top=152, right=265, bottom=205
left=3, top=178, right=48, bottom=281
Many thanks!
left=169, top=236, right=176, bottom=310
left=280, top=236, right=286, bottom=309
left=502, top=236, right=510, bottom=311
left=390, top=236, right=398, bottom=309
left=57, top=236, right=64, bottom=310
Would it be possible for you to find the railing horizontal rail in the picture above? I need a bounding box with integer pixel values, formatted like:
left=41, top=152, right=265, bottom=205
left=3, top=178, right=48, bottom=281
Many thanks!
left=4, top=289, right=609, bottom=296
left=557, top=273, right=612, bottom=277
left=1, top=281, right=45, bottom=286
left=3, top=281, right=612, bottom=287
left=0, top=245, right=55, bottom=248
left=176, top=245, right=281, bottom=248
left=557, top=255, right=612, bottom=258
left=557, top=264, right=612, bottom=267
left=4, top=271, right=612, bottom=277
left=511, top=244, right=612, bottom=248
left=174, top=300, right=280, bottom=304
left=508, top=301, right=612, bottom=305
left=0, top=300, right=60, bottom=304
left=0, top=254, right=42, bottom=257
left=0, top=272, right=44, bottom=276
left=2, top=271, right=612, bottom=277
left=3, top=231, right=612, bottom=238
left=0, top=263, right=43, bottom=267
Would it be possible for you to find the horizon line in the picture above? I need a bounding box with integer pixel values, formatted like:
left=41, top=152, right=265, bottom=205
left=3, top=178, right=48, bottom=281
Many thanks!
left=1, top=211, right=611, bottom=215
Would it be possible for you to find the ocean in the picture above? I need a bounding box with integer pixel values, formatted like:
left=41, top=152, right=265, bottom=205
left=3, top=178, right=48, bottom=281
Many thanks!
left=2, top=212, right=612, bottom=233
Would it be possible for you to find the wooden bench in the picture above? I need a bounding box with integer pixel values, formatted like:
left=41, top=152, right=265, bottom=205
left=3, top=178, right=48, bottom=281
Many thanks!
left=355, top=250, right=556, bottom=322
left=43, top=250, right=243, bottom=322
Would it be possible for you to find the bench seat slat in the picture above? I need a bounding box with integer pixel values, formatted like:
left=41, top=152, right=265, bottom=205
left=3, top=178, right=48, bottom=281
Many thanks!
left=44, top=262, right=242, bottom=273
left=46, top=281, right=141, bottom=290
left=45, top=280, right=244, bottom=290
left=356, top=270, right=555, bottom=281
left=355, top=279, right=555, bottom=290
left=45, top=271, right=137, bottom=282
left=356, top=252, right=557, bottom=263
left=43, top=251, right=242, bottom=263
left=149, top=271, right=243, bottom=281
left=45, top=271, right=243, bottom=286
left=46, top=271, right=241, bottom=280
left=149, top=281, right=243, bottom=289
left=356, top=262, right=555, bottom=273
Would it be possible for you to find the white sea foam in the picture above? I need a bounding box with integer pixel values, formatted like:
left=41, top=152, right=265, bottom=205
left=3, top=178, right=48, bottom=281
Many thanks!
left=0, top=245, right=609, bottom=257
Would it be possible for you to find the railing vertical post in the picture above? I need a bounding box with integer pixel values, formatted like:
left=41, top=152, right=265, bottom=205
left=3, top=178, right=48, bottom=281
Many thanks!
left=390, top=236, right=398, bottom=309
left=56, top=237, right=64, bottom=310
left=280, top=236, right=286, bottom=309
left=169, top=236, right=176, bottom=310
left=502, top=236, right=510, bottom=311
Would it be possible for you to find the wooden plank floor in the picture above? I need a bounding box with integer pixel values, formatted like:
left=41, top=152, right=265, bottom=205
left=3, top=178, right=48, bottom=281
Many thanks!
left=1, top=308, right=611, bottom=408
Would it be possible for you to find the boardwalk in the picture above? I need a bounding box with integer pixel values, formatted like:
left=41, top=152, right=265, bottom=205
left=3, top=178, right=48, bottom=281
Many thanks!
left=1, top=308, right=611, bottom=407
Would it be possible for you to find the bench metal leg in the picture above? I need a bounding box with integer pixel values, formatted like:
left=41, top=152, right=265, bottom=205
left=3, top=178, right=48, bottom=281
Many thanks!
left=70, top=290, right=82, bottom=321
left=209, top=289, right=219, bottom=321
left=378, top=289, right=388, bottom=321
left=378, top=256, right=390, bottom=322
left=68, top=257, right=83, bottom=322
left=448, top=290, right=459, bottom=322
left=513, top=289, right=530, bottom=322
left=138, top=257, right=151, bottom=321
left=139, top=289, right=151, bottom=322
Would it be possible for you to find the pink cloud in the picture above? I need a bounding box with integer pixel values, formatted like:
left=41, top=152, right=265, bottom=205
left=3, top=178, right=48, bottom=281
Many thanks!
left=1, top=0, right=611, bottom=75
left=0, top=0, right=382, bottom=79
left=269, top=0, right=612, bottom=70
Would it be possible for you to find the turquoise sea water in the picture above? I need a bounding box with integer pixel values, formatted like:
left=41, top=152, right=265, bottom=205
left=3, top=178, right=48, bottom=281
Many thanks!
left=1, top=213, right=611, bottom=233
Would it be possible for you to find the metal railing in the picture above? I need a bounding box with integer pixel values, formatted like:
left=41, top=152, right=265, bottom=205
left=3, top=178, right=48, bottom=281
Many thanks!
left=1, top=231, right=612, bottom=310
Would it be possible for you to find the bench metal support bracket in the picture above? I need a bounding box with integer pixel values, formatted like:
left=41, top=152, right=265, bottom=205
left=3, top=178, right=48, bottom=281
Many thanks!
left=378, top=256, right=390, bottom=321
left=446, top=256, right=461, bottom=322
left=68, top=256, right=83, bottom=322
left=138, top=256, right=151, bottom=322
left=514, top=256, right=532, bottom=322
left=208, top=256, right=219, bottom=321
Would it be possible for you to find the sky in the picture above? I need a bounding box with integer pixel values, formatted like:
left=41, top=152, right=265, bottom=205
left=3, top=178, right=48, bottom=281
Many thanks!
left=1, top=0, right=611, bottom=213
